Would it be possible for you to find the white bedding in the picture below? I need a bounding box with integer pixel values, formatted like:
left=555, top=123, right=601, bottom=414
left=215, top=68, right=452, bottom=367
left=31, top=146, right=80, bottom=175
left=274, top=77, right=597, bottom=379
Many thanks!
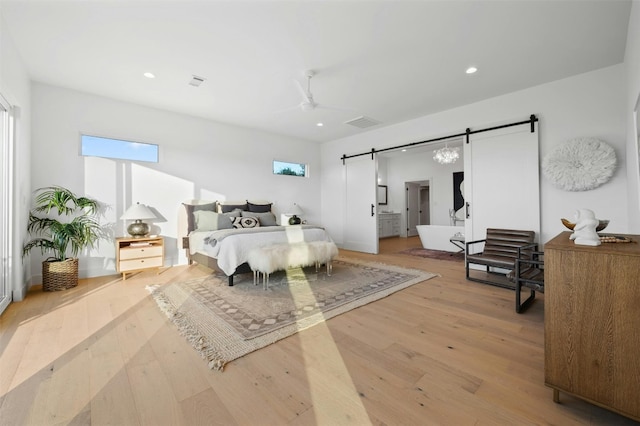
left=189, top=225, right=333, bottom=276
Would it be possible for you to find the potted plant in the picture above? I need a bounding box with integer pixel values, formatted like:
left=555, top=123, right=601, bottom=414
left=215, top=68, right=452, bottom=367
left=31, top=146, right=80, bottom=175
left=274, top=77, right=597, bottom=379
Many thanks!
left=23, top=186, right=103, bottom=291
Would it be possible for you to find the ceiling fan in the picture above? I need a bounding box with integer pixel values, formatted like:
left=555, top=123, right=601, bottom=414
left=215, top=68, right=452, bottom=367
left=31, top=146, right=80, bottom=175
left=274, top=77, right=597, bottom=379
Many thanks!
left=296, top=70, right=321, bottom=111
left=277, top=70, right=353, bottom=113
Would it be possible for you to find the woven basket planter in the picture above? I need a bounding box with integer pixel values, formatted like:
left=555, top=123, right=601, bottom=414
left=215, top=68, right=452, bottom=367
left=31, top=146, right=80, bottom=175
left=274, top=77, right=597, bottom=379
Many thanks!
left=42, top=258, right=79, bottom=291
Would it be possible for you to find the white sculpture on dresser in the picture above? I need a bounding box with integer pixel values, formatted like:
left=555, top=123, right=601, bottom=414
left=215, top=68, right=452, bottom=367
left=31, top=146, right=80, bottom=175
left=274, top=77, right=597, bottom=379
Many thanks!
left=569, top=208, right=601, bottom=246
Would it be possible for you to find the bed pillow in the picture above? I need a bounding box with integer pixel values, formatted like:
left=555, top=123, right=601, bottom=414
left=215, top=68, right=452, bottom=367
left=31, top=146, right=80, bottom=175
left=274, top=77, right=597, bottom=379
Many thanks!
left=231, top=216, right=260, bottom=229
left=219, top=202, right=249, bottom=213
left=247, top=201, right=272, bottom=213
left=221, top=208, right=243, bottom=217
left=183, top=202, right=217, bottom=233
left=192, top=210, right=233, bottom=231
left=241, top=210, right=277, bottom=226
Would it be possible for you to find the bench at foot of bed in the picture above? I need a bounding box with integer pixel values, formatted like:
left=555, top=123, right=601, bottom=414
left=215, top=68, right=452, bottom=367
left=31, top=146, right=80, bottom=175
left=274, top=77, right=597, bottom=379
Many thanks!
left=247, top=241, right=338, bottom=290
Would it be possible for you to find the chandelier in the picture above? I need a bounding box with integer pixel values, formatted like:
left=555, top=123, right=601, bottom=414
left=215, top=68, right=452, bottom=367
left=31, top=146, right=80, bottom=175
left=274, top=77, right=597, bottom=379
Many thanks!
left=433, top=145, right=460, bottom=164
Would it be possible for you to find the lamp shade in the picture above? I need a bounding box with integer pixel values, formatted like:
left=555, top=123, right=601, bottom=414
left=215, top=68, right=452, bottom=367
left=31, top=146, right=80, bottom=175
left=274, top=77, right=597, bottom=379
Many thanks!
left=121, top=203, right=156, bottom=237
left=120, top=202, right=156, bottom=221
left=287, top=203, right=303, bottom=225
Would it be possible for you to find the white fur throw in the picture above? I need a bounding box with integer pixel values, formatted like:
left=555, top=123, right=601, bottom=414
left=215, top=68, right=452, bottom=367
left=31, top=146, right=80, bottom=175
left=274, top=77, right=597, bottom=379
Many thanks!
left=542, top=137, right=616, bottom=191
left=247, top=241, right=338, bottom=274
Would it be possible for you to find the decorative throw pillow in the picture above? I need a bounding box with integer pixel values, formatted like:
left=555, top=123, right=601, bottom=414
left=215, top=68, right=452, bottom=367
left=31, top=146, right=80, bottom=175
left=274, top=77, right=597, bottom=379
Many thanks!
left=193, top=210, right=233, bottom=231
left=183, top=202, right=217, bottom=233
left=231, top=216, right=260, bottom=229
left=219, top=202, right=249, bottom=213
left=247, top=201, right=272, bottom=213
left=241, top=210, right=277, bottom=226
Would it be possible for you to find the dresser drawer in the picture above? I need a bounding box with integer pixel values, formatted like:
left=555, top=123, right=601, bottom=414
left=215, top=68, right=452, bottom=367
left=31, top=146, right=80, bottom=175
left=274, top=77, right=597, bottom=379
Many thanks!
left=119, top=256, right=163, bottom=272
left=119, top=245, right=163, bottom=260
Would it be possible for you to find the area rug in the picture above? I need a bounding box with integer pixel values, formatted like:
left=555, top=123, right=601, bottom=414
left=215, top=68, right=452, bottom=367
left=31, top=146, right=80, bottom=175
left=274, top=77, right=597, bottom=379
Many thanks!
left=399, top=247, right=465, bottom=262
left=147, top=258, right=436, bottom=371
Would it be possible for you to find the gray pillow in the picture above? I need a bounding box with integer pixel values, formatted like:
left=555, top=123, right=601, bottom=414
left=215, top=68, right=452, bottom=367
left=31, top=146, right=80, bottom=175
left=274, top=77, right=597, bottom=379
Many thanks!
left=241, top=210, right=277, bottom=226
left=247, top=201, right=272, bottom=213
left=192, top=210, right=233, bottom=231
left=219, top=202, right=248, bottom=213
left=222, top=208, right=243, bottom=217
left=183, top=201, right=217, bottom=233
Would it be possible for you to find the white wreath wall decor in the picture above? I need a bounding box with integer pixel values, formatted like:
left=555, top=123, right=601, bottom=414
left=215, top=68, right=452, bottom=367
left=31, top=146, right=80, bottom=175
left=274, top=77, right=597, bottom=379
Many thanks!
left=542, top=137, right=616, bottom=191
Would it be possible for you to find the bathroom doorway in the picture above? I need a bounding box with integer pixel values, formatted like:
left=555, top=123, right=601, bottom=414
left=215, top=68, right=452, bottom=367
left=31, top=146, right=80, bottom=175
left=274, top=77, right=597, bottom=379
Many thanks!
left=420, top=185, right=430, bottom=225
left=405, top=179, right=430, bottom=237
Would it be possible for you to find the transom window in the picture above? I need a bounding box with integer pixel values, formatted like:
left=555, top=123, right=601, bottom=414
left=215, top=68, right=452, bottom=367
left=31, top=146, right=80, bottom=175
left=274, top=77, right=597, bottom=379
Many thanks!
left=81, top=134, right=159, bottom=163
left=273, top=160, right=307, bottom=177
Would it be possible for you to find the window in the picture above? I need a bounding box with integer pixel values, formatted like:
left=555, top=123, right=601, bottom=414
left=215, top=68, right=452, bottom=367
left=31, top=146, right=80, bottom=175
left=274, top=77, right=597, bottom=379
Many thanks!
left=273, top=160, right=307, bottom=177
left=81, top=134, right=159, bottom=163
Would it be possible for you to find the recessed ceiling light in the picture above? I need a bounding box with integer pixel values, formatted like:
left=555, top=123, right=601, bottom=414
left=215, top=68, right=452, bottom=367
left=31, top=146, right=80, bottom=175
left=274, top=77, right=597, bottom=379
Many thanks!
left=143, top=72, right=155, bottom=79
left=402, top=149, right=407, bottom=152
left=466, top=66, right=478, bottom=74
left=316, top=122, right=324, bottom=127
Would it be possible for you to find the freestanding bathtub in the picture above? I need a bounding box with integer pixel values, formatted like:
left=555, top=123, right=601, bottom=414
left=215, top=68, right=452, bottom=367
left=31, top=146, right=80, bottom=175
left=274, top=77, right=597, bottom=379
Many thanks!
left=416, top=225, right=465, bottom=252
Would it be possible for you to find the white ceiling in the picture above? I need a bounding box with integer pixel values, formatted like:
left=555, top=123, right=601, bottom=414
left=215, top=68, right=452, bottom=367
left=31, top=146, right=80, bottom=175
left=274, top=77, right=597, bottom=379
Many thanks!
left=1, top=0, right=632, bottom=143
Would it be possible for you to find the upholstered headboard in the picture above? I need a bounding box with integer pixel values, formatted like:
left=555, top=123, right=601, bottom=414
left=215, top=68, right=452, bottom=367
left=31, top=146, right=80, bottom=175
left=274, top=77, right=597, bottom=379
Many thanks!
left=179, top=199, right=277, bottom=237
left=178, top=199, right=218, bottom=238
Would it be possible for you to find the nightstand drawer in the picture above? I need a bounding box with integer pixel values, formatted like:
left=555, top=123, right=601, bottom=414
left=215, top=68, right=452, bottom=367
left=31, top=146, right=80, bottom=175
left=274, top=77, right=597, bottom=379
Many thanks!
left=119, top=256, right=163, bottom=272
left=119, top=245, right=163, bottom=260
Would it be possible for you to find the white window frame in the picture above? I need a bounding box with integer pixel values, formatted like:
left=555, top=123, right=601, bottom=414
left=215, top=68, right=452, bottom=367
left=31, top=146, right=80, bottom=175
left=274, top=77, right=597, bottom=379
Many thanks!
left=273, top=159, right=308, bottom=177
left=0, top=93, right=14, bottom=314
left=80, top=134, right=159, bottom=163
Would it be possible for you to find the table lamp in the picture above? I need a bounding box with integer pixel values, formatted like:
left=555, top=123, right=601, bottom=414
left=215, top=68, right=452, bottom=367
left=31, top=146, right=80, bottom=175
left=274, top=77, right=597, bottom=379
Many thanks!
left=287, top=203, right=303, bottom=225
left=121, top=202, right=156, bottom=237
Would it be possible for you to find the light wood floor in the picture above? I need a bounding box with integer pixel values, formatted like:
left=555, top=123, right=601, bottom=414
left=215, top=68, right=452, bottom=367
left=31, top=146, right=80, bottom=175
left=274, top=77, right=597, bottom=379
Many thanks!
left=1, top=237, right=637, bottom=425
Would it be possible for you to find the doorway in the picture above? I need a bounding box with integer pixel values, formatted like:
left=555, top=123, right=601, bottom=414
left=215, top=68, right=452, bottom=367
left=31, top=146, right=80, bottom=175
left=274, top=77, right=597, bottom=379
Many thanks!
left=405, top=179, right=430, bottom=237
left=419, top=185, right=430, bottom=226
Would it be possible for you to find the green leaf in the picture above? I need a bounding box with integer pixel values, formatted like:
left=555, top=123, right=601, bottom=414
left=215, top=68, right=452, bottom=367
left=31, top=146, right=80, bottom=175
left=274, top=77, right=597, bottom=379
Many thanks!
left=23, top=186, right=104, bottom=261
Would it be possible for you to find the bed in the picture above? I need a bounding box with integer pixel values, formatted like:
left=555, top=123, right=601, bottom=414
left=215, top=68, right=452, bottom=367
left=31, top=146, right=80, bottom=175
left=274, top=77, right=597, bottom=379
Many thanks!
left=180, top=200, right=334, bottom=285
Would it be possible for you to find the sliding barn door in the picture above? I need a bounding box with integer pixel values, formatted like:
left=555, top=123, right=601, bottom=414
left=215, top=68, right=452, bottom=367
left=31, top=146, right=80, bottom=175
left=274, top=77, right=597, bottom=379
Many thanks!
left=344, top=155, right=379, bottom=254
left=464, top=124, right=540, bottom=247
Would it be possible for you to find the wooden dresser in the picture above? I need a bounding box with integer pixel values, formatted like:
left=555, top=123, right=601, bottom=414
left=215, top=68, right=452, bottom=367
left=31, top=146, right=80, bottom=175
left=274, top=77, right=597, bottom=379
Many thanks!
left=544, top=231, right=640, bottom=422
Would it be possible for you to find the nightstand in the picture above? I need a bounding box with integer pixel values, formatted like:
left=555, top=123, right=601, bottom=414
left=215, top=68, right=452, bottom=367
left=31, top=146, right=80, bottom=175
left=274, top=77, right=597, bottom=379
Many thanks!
left=116, top=236, right=164, bottom=280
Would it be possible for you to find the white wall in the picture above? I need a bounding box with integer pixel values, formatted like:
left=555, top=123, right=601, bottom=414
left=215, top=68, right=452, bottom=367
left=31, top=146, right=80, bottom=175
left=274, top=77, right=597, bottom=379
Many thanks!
left=321, top=64, right=627, bottom=246
left=625, top=0, right=640, bottom=232
left=0, top=12, right=31, bottom=301
left=29, top=83, right=320, bottom=283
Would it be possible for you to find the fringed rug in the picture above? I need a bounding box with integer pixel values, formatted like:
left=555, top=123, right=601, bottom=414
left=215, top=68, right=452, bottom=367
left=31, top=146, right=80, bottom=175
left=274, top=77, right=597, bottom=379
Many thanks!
left=399, top=247, right=465, bottom=262
left=147, top=258, right=436, bottom=371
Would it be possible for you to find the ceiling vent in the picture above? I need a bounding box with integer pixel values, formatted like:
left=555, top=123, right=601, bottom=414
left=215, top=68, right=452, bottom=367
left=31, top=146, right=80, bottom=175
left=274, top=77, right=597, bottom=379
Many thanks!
left=189, top=75, right=206, bottom=87
left=344, top=116, right=381, bottom=129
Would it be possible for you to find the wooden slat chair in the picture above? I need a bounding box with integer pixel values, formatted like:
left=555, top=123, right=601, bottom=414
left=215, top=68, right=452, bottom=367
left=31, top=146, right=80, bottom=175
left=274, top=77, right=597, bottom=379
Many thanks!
left=513, top=243, right=544, bottom=313
left=465, top=228, right=536, bottom=288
